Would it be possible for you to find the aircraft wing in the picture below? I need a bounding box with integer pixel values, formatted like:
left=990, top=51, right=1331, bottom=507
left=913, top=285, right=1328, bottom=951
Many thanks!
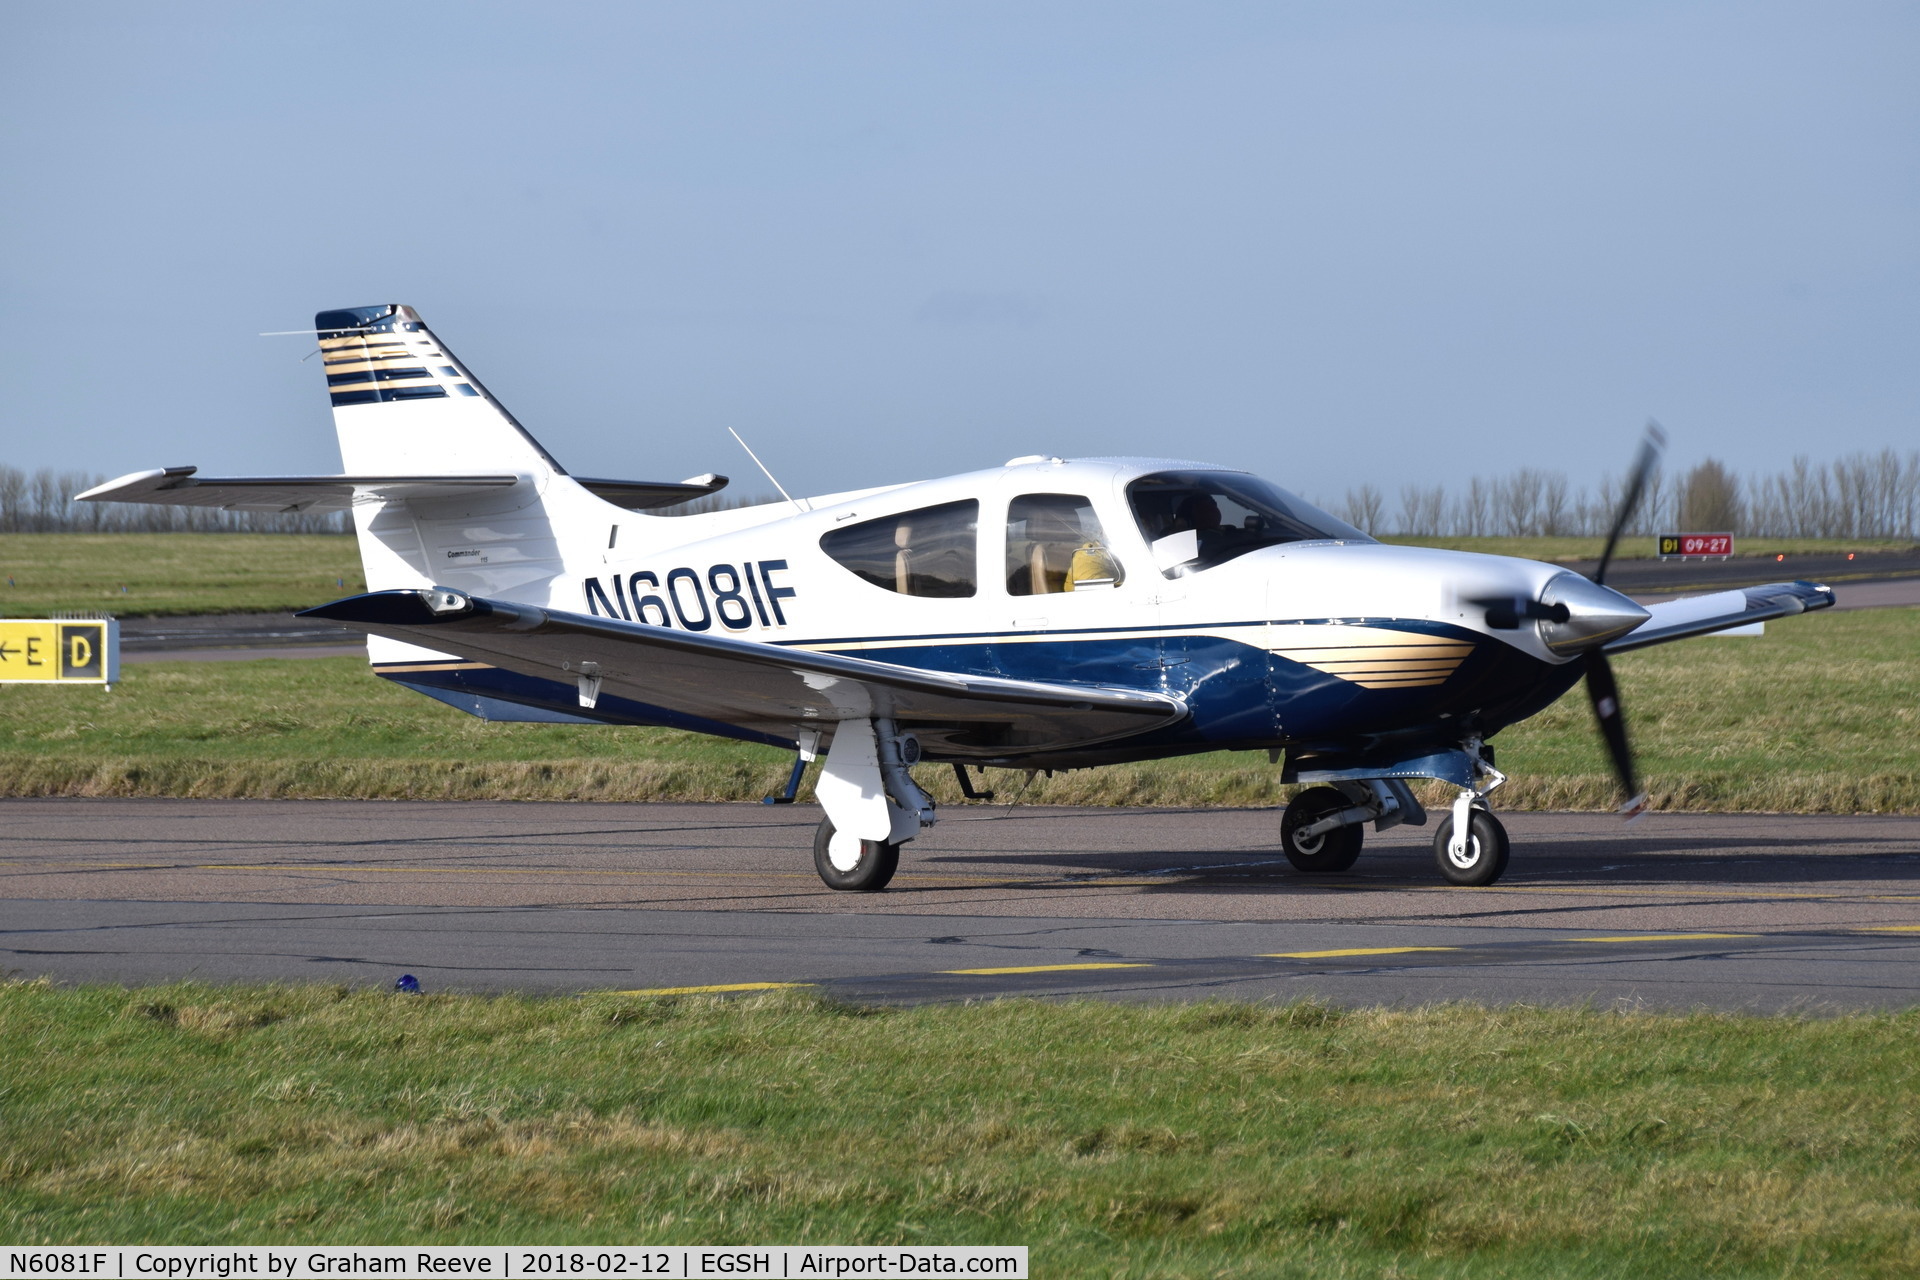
left=1605, top=580, right=1836, bottom=654
left=77, top=468, right=729, bottom=514
left=302, top=588, right=1187, bottom=757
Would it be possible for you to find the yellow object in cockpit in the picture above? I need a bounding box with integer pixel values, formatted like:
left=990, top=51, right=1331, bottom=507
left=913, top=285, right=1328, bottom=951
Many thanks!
left=1065, top=541, right=1123, bottom=591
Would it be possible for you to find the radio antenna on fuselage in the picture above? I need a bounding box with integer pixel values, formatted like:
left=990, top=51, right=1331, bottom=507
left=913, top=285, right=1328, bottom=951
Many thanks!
left=728, top=427, right=808, bottom=513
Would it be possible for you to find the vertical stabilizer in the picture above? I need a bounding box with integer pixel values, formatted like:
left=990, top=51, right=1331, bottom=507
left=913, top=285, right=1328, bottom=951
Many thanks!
left=316, top=304, right=560, bottom=476
left=317, top=304, right=594, bottom=608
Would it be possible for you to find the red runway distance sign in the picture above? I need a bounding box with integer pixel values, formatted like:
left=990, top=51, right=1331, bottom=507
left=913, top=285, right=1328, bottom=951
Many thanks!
left=1658, top=533, right=1734, bottom=558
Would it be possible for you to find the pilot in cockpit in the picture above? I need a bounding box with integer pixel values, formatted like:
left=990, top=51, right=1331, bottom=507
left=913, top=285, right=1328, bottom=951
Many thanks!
left=1173, top=492, right=1226, bottom=556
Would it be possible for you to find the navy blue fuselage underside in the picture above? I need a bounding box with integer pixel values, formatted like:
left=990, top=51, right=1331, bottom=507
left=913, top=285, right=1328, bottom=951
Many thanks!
left=375, top=620, right=1579, bottom=768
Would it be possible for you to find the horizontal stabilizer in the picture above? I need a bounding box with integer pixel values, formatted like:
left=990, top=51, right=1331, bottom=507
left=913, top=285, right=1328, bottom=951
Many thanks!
left=78, top=467, right=730, bottom=514
left=75, top=467, right=520, bottom=514
left=575, top=473, right=729, bottom=510
left=302, top=588, right=1186, bottom=757
left=1605, top=580, right=1835, bottom=653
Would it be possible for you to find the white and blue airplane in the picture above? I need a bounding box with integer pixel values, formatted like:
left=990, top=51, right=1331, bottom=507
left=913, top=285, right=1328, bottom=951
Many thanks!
left=81, top=303, right=1835, bottom=890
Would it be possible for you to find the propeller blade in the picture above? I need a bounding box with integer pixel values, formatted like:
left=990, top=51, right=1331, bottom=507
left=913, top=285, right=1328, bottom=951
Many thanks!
left=1594, top=420, right=1668, bottom=587
left=1583, top=648, right=1647, bottom=818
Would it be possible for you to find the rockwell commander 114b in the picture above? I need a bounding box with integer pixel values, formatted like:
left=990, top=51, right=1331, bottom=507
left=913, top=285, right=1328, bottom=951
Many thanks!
left=81, top=304, right=1834, bottom=890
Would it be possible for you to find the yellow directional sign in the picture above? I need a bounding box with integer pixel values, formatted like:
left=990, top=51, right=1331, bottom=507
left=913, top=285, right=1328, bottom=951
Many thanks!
left=0, top=619, right=119, bottom=685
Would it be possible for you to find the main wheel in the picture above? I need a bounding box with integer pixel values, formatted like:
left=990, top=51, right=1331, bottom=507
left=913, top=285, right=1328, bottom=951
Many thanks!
left=1280, top=786, right=1364, bottom=873
left=1432, top=808, right=1509, bottom=886
left=812, top=817, right=901, bottom=891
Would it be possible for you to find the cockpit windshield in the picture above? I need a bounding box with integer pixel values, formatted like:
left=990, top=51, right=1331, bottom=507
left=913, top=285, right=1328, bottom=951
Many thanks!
left=1126, top=470, right=1372, bottom=575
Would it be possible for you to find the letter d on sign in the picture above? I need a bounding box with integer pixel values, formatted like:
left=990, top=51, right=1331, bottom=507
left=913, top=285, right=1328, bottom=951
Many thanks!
left=58, top=624, right=104, bottom=680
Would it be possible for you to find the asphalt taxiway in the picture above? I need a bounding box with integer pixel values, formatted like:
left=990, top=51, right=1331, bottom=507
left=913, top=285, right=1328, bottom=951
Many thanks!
left=3, top=800, right=1917, bottom=1011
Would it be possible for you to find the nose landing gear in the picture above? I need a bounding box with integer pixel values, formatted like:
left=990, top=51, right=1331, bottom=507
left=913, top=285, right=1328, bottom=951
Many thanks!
left=1431, top=805, right=1509, bottom=886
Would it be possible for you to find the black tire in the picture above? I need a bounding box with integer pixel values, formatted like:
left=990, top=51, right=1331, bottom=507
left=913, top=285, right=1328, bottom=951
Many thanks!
left=1432, top=808, right=1510, bottom=886
left=812, top=817, right=901, bottom=891
left=1280, top=786, right=1364, bottom=873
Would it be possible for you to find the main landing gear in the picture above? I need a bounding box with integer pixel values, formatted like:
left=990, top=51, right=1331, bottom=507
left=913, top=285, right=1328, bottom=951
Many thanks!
left=812, top=817, right=901, bottom=892
left=803, top=717, right=935, bottom=893
left=1280, top=787, right=1365, bottom=873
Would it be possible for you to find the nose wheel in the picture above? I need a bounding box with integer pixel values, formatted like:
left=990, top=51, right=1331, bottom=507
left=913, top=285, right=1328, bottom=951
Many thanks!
left=1432, top=807, right=1509, bottom=886
left=1279, top=786, right=1364, bottom=873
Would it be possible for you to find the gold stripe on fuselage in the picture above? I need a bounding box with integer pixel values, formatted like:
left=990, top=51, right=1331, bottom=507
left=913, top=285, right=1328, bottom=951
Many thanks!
left=1275, top=644, right=1472, bottom=663
left=794, top=622, right=1476, bottom=689
left=1271, top=626, right=1471, bottom=686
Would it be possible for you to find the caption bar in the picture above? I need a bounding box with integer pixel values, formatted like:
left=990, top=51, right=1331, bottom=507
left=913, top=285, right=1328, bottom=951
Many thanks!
left=2, top=1249, right=1026, bottom=1280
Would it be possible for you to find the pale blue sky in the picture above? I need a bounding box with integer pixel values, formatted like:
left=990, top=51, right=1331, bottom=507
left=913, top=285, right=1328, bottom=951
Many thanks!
left=2, top=2, right=1914, bottom=502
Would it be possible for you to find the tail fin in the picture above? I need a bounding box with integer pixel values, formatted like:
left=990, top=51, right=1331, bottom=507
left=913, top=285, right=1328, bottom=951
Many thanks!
left=317, top=304, right=561, bottom=476
left=320, top=303, right=583, bottom=603
left=315, top=304, right=726, bottom=610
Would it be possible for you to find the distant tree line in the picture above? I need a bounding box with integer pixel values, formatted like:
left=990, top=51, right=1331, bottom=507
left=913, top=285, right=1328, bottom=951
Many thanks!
left=8, top=452, right=1917, bottom=541
left=1337, top=450, right=1920, bottom=541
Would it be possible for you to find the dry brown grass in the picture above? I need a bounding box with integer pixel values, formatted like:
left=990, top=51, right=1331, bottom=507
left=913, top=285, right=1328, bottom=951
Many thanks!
left=2, top=756, right=1917, bottom=816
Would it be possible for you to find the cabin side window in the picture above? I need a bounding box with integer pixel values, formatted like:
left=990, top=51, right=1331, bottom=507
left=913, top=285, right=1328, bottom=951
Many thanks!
left=1006, top=493, right=1125, bottom=595
left=819, top=499, right=978, bottom=598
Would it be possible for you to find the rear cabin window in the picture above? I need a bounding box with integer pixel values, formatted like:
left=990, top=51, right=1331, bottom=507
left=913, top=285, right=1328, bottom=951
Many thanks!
left=819, top=499, right=978, bottom=597
left=1006, top=494, right=1125, bottom=595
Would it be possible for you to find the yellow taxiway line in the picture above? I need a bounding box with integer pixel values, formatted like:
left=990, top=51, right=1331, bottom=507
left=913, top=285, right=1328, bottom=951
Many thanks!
left=597, top=928, right=1920, bottom=998
left=1574, top=933, right=1758, bottom=942
left=1263, top=946, right=1460, bottom=959
left=613, top=982, right=813, bottom=996
left=939, top=963, right=1154, bottom=975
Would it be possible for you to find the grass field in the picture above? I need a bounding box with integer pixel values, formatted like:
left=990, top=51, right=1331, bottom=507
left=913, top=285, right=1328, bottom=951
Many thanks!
left=4, top=982, right=1917, bottom=1275
left=0, top=607, right=1913, bottom=811
left=0, top=533, right=1910, bottom=620
left=0, top=533, right=364, bottom=616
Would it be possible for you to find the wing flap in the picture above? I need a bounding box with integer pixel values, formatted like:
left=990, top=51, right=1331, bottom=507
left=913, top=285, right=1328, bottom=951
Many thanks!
left=302, top=589, right=1186, bottom=758
left=1605, top=580, right=1835, bottom=653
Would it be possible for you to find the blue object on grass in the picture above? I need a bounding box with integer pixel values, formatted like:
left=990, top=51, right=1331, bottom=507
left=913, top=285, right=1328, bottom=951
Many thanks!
left=393, top=974, right=421, bottom=993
